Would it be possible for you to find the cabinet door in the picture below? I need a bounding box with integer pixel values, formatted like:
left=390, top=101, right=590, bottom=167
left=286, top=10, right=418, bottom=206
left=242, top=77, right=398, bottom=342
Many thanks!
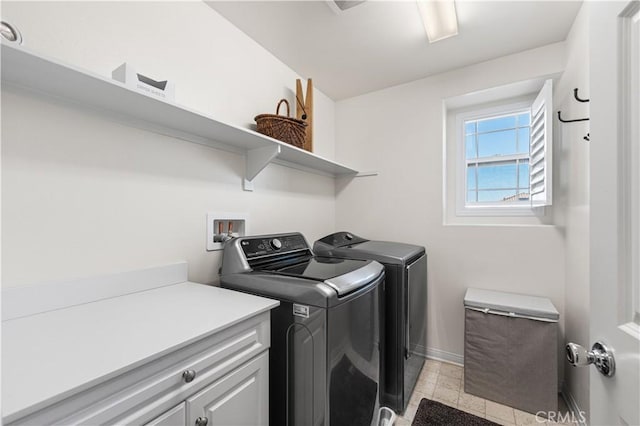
left=145, top=403, right=186, bottom=426
left=186, top=352, right=268, bottom=426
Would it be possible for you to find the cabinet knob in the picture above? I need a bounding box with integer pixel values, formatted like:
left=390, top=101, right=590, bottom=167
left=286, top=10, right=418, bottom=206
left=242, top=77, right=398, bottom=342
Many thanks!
left=182, top=369, right=197, bottom=383
left=195, top=416, right=209, bottom=426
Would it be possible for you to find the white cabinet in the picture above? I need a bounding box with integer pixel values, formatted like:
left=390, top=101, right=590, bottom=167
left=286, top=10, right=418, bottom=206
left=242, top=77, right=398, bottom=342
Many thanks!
left=123, top=352, right=269, bottom=426
left=145, top=403, right=186, bottom=426
left=2, top=283, right=277, bottom=426
left=187, top=352, right=269, bottom=426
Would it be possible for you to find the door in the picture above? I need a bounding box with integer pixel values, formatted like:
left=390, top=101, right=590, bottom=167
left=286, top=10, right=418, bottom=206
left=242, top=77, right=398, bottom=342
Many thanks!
left=186, top=352, right=268, bottom=426
left=589, top=1, right=640, bottom=425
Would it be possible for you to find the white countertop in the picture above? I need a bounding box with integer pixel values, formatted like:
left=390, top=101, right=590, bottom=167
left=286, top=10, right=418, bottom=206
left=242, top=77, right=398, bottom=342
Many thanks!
left=2, top=282, right=279, bottom=421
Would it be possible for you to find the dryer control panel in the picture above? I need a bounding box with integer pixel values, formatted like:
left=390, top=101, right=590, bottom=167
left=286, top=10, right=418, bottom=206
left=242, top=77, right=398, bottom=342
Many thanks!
left=315, top=231, right=368, bottom=249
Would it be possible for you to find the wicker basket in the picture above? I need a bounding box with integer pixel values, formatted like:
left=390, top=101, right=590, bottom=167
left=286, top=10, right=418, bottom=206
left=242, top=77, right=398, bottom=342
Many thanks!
left=255, top=99, right=307, bottom=149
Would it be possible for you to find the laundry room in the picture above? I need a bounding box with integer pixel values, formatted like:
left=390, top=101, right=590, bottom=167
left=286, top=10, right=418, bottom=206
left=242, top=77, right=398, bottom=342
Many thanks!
left=1, top=1, right=638, bottom=426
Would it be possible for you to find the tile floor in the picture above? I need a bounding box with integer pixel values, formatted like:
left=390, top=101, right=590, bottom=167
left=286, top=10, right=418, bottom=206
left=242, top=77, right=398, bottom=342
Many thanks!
left=395, top=360, right=574, bottom=426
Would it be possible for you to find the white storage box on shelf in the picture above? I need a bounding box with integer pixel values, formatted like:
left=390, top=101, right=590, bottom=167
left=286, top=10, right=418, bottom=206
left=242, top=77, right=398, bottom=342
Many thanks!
left=112, top=62, right=175, bottom=101
left=463, top=288, right=559, bottom=415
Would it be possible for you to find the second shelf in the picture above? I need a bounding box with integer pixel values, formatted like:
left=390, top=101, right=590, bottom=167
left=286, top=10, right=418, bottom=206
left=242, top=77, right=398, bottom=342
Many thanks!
left=1, top=42, right=359, bottom=191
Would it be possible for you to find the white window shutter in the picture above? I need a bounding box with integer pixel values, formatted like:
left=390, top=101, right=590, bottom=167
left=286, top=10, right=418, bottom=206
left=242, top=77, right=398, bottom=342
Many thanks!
left=530, top=79, right=553, bottom=207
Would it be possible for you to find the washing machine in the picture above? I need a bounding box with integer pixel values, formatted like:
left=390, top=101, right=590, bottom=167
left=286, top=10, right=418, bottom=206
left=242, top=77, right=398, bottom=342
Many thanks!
left=314, top=232, right=427, bottom=414
left=220, top=232, right=386, bottom=426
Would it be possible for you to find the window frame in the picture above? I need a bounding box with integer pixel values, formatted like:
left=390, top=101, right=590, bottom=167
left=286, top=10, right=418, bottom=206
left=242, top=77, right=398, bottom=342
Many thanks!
left=455, top=99, right=537, bottom=217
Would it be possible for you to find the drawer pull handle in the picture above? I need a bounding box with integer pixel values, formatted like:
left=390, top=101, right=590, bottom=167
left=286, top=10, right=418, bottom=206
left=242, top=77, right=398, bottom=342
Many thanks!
left=195, top=416, right=209, bottom=426
left=182, top=369, right=197, bottom=383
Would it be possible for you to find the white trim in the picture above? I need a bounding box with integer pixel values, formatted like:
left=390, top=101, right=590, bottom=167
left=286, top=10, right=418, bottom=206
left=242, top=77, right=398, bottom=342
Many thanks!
left=456, top=203, right=537, bottom=217
left=619, top=322, right=640, bottom=340
left=561, top=387, right=588, bottom=426
left=455, top=100, right=537, bottom=217
left=418, top=344, right=464, bottom=366
left=1, top=262, right=188, bottom=321
left=618, top=0, right=640, bottom=326
left=529, top=79, right=554, bottom=208
left=466, top=153, right=529, bottom=165
left=459, top=102, right=532, bottom=124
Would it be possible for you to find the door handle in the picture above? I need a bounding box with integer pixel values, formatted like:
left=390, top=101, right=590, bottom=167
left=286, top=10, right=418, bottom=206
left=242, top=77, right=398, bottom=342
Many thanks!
left=566, top=341, right=615, bottom=377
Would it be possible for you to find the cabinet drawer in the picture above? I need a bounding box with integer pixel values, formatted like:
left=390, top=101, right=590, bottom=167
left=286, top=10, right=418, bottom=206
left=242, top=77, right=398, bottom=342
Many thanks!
left=144, top=403, right=186, bottom=426
left=8, top=312, right=270, bottom=426
left=187, top=352, right=268, bottom=426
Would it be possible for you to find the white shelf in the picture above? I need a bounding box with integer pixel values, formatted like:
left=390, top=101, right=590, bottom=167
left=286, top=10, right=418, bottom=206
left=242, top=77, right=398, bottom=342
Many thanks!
left=0, top=43, right=358, bottom=190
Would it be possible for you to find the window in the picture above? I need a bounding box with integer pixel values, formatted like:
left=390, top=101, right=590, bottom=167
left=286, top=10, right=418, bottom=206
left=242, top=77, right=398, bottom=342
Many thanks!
left=455, top=80, right=553, bottom=216
left=464, top=111, right=531, bottom=204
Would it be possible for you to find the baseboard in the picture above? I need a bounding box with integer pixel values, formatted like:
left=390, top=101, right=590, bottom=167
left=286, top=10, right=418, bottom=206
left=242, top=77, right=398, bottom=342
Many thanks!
left=417, top=344, right=464, bottom=366
left=561, top=387, right=588, bottom=426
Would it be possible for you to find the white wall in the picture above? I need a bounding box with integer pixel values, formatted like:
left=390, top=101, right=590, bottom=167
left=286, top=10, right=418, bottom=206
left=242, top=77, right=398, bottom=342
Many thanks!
left=554, top=3, right=590, bottom=419
left=335, top=44, right=567, bottom=369
left=1, top=1, right=337, bottom=287
left=2, top=4, right=581, bottom=391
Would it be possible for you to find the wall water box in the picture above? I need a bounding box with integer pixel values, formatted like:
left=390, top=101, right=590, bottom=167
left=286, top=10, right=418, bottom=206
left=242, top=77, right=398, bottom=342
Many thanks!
left=206, top=212, right=248, bottom=251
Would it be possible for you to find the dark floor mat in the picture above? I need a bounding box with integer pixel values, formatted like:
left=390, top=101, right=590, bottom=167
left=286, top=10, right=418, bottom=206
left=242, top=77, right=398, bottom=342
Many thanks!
left=411, top=399, right=499, bottom=426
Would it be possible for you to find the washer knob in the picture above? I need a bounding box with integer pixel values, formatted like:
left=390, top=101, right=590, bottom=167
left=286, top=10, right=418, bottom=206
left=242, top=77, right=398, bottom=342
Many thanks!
left=270, top=238, right=282, bottom=250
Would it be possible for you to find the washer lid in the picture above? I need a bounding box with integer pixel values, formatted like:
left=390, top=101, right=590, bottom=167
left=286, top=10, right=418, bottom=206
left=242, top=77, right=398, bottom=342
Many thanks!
left=275, top=257, right=384, bottom=296
left=464, top=288, right=559, bottom=320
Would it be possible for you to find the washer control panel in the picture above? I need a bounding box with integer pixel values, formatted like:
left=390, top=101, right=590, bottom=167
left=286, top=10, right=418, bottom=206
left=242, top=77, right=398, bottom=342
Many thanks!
left=240, top=234, right=308, bottom=259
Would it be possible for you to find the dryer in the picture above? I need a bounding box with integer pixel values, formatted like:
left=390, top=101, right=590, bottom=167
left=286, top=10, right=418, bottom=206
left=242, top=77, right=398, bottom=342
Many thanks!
left=314, top=232, right=427, bottom=414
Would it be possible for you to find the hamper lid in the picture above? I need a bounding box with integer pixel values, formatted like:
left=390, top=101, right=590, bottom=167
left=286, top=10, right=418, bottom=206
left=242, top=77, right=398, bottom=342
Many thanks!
left=464, top=288, right=559, bottom=320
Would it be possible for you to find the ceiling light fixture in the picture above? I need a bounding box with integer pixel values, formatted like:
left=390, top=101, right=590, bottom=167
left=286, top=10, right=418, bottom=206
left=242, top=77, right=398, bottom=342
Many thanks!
left=417, top=0, right=458, bottom=43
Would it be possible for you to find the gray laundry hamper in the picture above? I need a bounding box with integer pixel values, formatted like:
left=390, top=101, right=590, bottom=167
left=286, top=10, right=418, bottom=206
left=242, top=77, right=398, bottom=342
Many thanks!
left=463, top=288, right=559, bottom=415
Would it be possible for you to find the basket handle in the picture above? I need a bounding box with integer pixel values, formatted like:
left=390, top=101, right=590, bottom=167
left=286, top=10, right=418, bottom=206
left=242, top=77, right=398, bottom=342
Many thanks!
left=276, top=99, right=290, bottom=117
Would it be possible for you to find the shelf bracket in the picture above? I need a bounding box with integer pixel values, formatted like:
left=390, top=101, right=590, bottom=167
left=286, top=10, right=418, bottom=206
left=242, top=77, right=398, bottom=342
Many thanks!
left=355, top=171, right=379, bottom=177
left=243, top=145, right=281, bottom=191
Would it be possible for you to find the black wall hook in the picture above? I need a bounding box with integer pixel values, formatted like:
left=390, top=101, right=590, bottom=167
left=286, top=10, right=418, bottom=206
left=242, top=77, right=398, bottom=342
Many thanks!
left=558, top=87, right=590, bottom=123
left=573, top=88, right=589, bottom=103
left=557, top=87, right=590, bottom=141
left=558, top=111, right=590, bottom=123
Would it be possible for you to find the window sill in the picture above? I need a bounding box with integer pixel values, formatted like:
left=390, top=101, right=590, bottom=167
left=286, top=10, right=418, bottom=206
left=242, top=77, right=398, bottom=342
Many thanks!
left=443, top=222, right=559, bottom=228
left=446, top=205, right=553, bottom=226
left=455, top=205, right=544, bottom=217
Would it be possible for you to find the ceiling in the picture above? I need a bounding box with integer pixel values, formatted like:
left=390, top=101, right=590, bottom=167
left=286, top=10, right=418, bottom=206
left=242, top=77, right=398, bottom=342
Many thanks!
left=206, top=1, right=582, bottom=100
